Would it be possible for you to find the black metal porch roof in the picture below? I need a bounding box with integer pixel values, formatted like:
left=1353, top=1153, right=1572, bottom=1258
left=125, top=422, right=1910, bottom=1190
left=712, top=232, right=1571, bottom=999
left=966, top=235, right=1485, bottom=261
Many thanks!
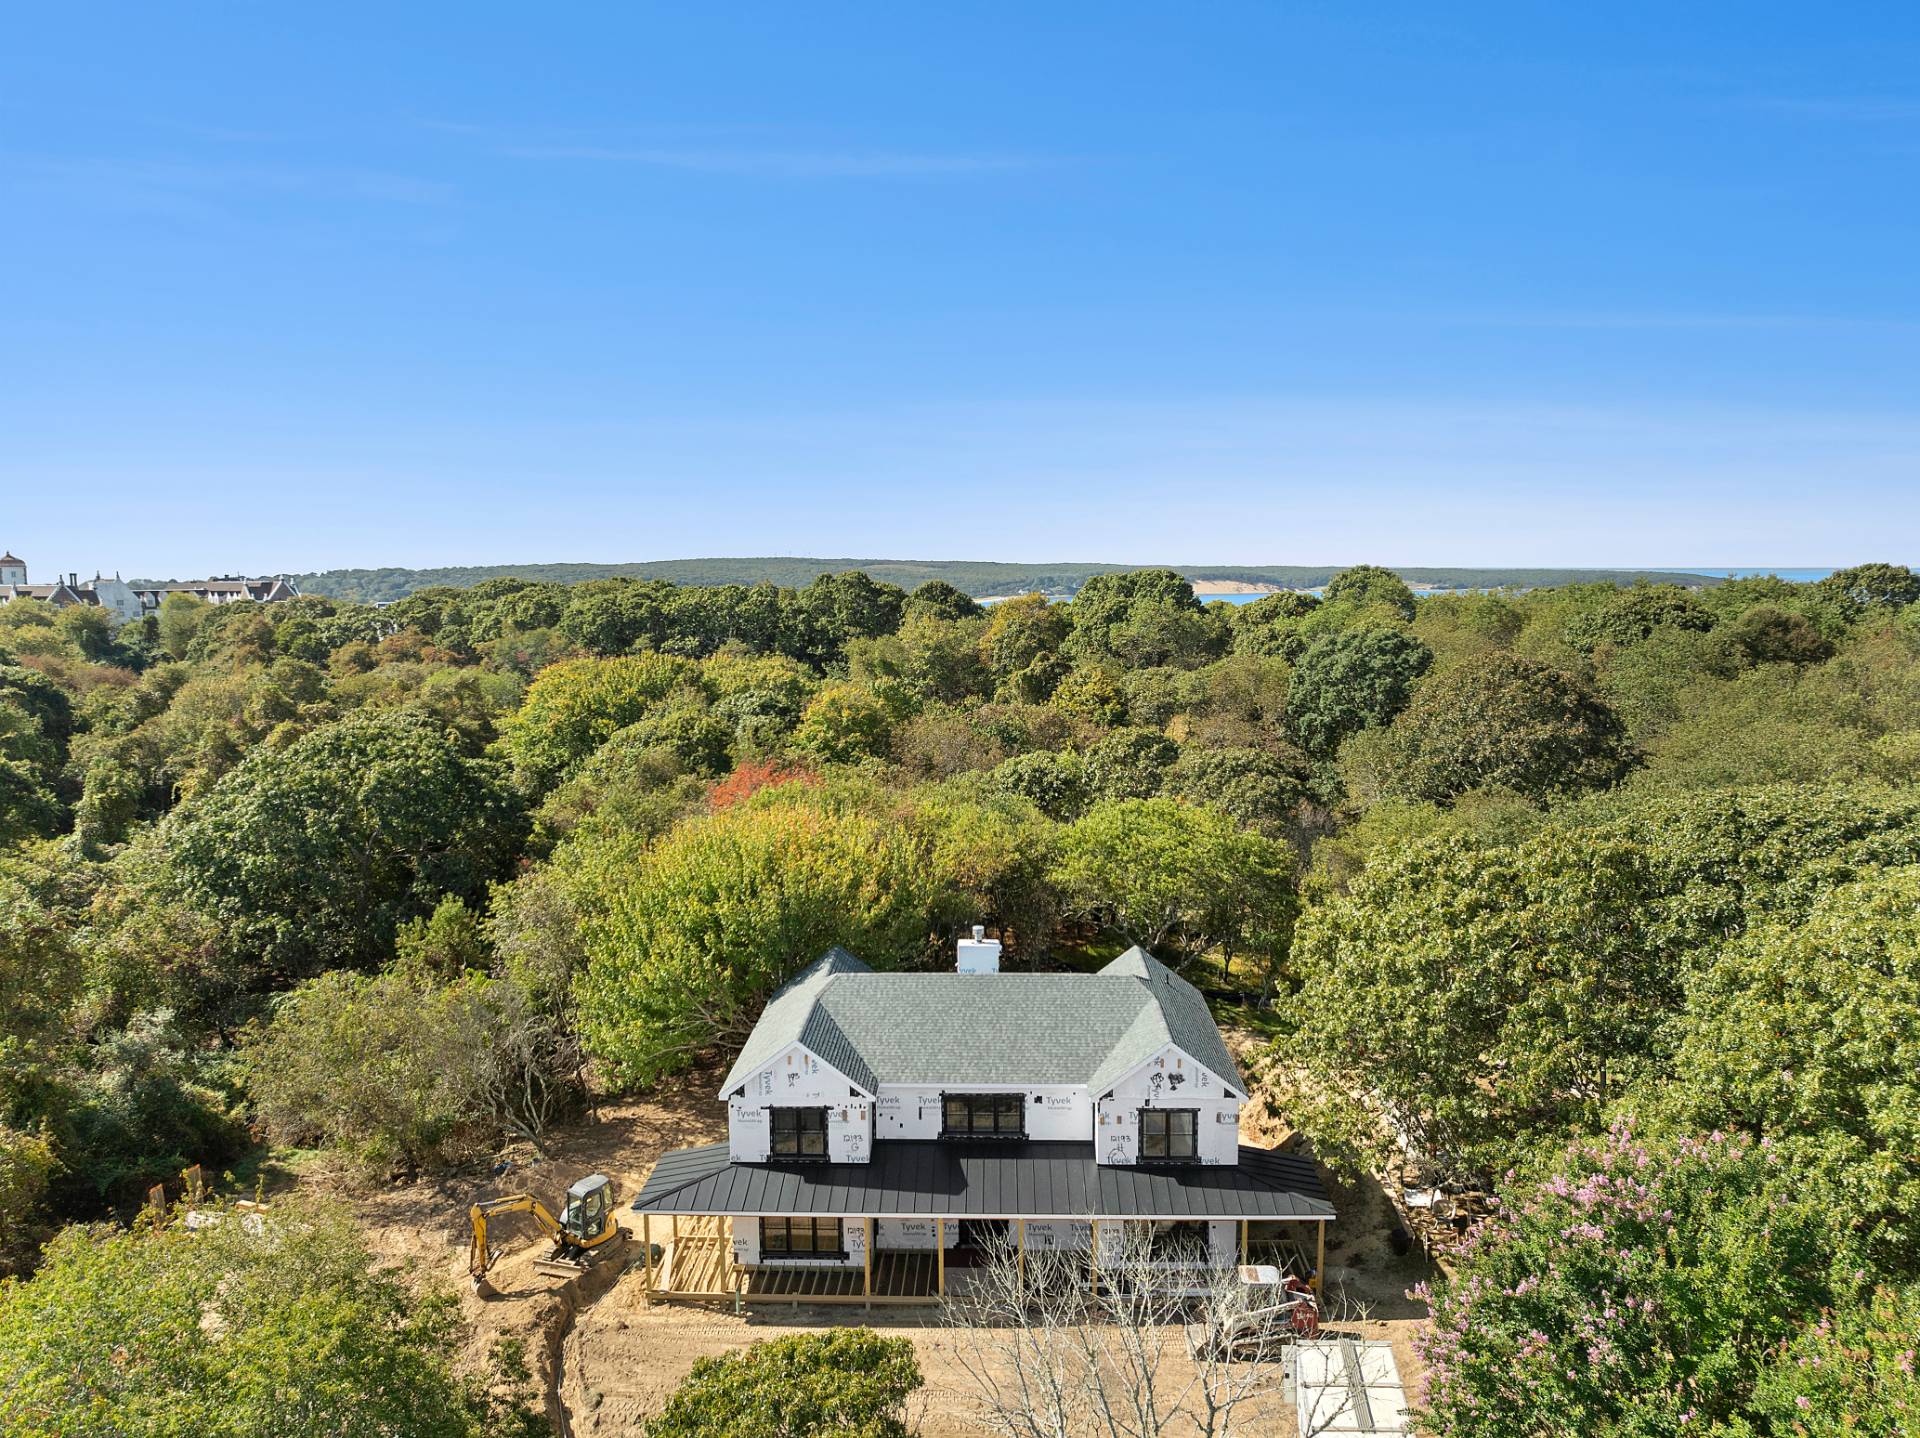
left=630, top=1141, right=1334, bottom=1222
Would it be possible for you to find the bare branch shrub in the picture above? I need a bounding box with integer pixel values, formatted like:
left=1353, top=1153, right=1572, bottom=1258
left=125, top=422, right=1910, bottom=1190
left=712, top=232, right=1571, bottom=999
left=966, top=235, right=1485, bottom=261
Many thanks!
left=940, top=1225, right=1295, bottom=1438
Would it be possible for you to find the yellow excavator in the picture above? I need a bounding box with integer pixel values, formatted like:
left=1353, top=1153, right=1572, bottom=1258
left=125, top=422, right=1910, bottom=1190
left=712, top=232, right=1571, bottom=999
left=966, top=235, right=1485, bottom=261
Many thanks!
left=468, top=1173, right=622, bottom=1297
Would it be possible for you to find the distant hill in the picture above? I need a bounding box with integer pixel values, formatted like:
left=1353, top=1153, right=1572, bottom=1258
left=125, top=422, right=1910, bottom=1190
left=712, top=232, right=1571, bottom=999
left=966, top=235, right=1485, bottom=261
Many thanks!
left=286, top=558, right=1725, bottom=606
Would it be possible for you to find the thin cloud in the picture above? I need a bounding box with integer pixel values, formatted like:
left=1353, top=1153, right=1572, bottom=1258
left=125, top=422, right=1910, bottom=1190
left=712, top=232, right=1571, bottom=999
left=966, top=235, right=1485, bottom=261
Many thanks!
left=499, top=144, right=1047, bottom=178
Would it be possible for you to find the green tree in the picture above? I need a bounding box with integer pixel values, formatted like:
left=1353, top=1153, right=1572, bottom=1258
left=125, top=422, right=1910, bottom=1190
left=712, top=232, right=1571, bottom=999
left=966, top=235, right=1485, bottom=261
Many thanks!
left=907, top=788, right=1060, bottom=957
left=1285, top=625, right=1432, bottom=757
left=499, top=653, right=704, bottom=792
left=986, top=749, right=1090, bottom=821
left=645, top=1329, right=923, bottom=1438
left=161, top=710, right=525, bottom=983
left=1064, top=569, right=1225, bottom=670
left=981, top=592, right=1068, bottom=681
left=1323, top=564, right=1416, bottom=621
left=791, top=683, right=902, bottom=764
left=570, top=799, right=947, bottom=1085
left=1561, top=583, right=1715, bottom=654
left=556, top=577, right=675, bottom=655
left=1661, top=866, right=1920, bottom=1279
left=1818, top=560, right=1920, bottom=610
left=905, top=579, right=984, bottom=622
left=1724, top=603, right=1835, bottom=665
left=1228, top=590, right=1320, bottom=659
left=1082, top=726, right=1178, bottom=802
left=1050, top=798, right=1296, bottom=968
left=1048, top=665, right=1127, bottom=726
left=791, top=571, right=908, bottom=665
left=55, top=604, right=117, bottom=663
left=1291, top=828, right=1672, bottom=1181
left=0, top=1199, right=541, bottom=1438
left=1166, top=747, right=1308, bottom=835
left=1367, top=653, right=1634, bottom=804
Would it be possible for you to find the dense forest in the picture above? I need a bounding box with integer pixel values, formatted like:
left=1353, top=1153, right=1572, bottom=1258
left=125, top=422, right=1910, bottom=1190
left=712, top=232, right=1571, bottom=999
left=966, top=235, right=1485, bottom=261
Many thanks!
left=251, top=557, right=1724, bottom=606
left=1, top=560, right=1917, bottom=1434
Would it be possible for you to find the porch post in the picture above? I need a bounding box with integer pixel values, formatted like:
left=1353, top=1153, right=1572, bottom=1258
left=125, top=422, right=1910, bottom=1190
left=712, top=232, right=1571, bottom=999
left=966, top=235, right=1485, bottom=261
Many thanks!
left=937, top=1219, right=946, bottom=1297
left=1240, top=1220, right=1249, bottom=1266
left=1089, top=1220, right=1099, bottom=1292
left=1017, top=1218, right=1027, bottom=1294
left=1313, top=1220, right=1326, bottom=1292
left=641, top=1214, right=653, bottom=1306
left=864, top=1218, right=874, bottom=1308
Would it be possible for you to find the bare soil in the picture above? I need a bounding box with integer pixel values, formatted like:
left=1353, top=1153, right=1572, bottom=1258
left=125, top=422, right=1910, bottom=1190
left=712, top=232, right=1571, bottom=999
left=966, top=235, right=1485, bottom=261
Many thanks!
left=307, top=1035, right=1429, bottom=1436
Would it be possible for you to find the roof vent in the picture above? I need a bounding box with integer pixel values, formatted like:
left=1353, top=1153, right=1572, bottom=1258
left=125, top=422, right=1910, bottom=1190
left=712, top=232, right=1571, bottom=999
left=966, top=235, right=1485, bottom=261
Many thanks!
left=956, top=925, right=1001, bottom=975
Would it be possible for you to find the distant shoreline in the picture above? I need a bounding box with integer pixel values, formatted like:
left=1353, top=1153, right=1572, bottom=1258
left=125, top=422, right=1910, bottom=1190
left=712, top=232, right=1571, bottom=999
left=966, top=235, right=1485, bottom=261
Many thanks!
left=282, top=559, right=1774, bottom=606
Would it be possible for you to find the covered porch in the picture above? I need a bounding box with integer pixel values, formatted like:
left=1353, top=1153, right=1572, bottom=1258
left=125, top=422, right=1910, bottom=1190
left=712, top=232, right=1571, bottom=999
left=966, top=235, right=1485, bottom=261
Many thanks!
left=630, top=1140, right=1334, bottom=1308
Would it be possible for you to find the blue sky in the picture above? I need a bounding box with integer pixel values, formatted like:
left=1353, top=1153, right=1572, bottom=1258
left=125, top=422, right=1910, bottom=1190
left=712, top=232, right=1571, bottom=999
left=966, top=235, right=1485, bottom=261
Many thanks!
left=3, top=4, right=1917, bottom=576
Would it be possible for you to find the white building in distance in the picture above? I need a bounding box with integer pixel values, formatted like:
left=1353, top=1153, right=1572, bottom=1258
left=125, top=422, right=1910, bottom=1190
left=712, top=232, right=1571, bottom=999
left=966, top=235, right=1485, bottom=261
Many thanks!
left=0, top=553, right=300, bottom=626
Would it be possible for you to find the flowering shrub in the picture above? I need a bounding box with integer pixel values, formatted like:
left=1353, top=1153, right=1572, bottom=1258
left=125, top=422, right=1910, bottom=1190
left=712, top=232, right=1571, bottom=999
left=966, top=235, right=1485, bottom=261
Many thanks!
left=1743, top=1285, right=1920, bottom=1437
left=1414, top=1123, right=1833, bottom=1436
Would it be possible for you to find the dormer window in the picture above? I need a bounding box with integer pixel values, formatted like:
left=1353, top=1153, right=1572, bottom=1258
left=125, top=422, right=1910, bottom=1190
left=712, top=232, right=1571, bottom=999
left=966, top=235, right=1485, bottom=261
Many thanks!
left=1139, top=1109, right=1198, bottom=1162
left=942, top=1093, right=1025, bottom=1138
left=770, top=1106, right=829, bottom=1159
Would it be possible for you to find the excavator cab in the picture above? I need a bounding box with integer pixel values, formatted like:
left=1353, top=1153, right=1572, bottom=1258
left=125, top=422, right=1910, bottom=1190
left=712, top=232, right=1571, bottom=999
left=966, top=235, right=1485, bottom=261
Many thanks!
left=561, top=1174, right=612, bottom=1244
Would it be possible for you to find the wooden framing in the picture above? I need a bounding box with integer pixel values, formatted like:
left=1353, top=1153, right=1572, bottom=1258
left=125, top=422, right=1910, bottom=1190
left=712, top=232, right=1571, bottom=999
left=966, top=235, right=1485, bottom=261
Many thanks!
left=634, top=1212, right=1331, bottom=1307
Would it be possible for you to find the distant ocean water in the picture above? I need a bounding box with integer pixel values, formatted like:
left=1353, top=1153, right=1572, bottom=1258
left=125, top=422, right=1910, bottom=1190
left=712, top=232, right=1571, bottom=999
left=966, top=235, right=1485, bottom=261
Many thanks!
left=1682, top=568, right=1835, bottom=582
left=985, top=569, right=1848, bottom=605
left=1198, top=568, right=1839, bottom=605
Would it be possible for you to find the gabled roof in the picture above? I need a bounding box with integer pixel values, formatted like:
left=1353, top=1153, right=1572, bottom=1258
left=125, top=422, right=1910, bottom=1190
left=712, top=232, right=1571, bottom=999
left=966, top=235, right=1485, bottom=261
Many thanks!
left=723, top=947, right=879, bottom=1095
left=719, top=945, right=1244, bottom=1099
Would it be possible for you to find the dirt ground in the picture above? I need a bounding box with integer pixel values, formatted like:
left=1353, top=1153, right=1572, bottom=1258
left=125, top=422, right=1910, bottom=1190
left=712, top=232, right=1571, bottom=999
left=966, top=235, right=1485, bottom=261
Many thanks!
left=317, top=1037, right=1431, bottom=1437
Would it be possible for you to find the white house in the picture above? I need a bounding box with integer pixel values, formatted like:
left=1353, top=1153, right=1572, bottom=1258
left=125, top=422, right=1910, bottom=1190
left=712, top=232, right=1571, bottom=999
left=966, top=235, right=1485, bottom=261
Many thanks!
left=0, top=555, right=144, bottom=624
left=131, top=575, right=300, bottom=614
left=630, top=941, right=1333, bottom=1305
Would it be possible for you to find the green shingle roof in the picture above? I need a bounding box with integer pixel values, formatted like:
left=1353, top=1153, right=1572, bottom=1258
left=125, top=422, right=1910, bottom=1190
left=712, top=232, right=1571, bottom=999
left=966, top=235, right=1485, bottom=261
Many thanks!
left=720, top=946, right=1244, bottom=1098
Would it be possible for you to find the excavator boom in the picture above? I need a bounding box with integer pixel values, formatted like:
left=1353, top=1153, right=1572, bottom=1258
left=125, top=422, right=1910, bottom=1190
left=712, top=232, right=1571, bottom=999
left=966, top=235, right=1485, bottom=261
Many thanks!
left=468, top=1175, right=620, bottom=1296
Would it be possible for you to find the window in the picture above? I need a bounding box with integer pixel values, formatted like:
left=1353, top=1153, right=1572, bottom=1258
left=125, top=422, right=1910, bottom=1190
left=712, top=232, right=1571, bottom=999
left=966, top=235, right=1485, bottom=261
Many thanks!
left=770, top=1106, right=829, bottom=1158
left=1139, top=1109, right=1198, bottom=1161
left=760, top=1217, right=844, bottom=1258
left=942, top=1093, right=1026, bottom=1138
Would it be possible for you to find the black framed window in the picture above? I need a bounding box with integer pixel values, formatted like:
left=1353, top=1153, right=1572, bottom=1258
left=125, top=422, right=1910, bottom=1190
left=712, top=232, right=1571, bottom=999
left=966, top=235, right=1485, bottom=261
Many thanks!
left=769, top=1106, right=829, bottom=1158
left=760, top=1217, right=844, bottom=1258
left=1139, top=1109, right=1198, bottom=1161
left=942, top=1093, right=1026, bottom=1138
